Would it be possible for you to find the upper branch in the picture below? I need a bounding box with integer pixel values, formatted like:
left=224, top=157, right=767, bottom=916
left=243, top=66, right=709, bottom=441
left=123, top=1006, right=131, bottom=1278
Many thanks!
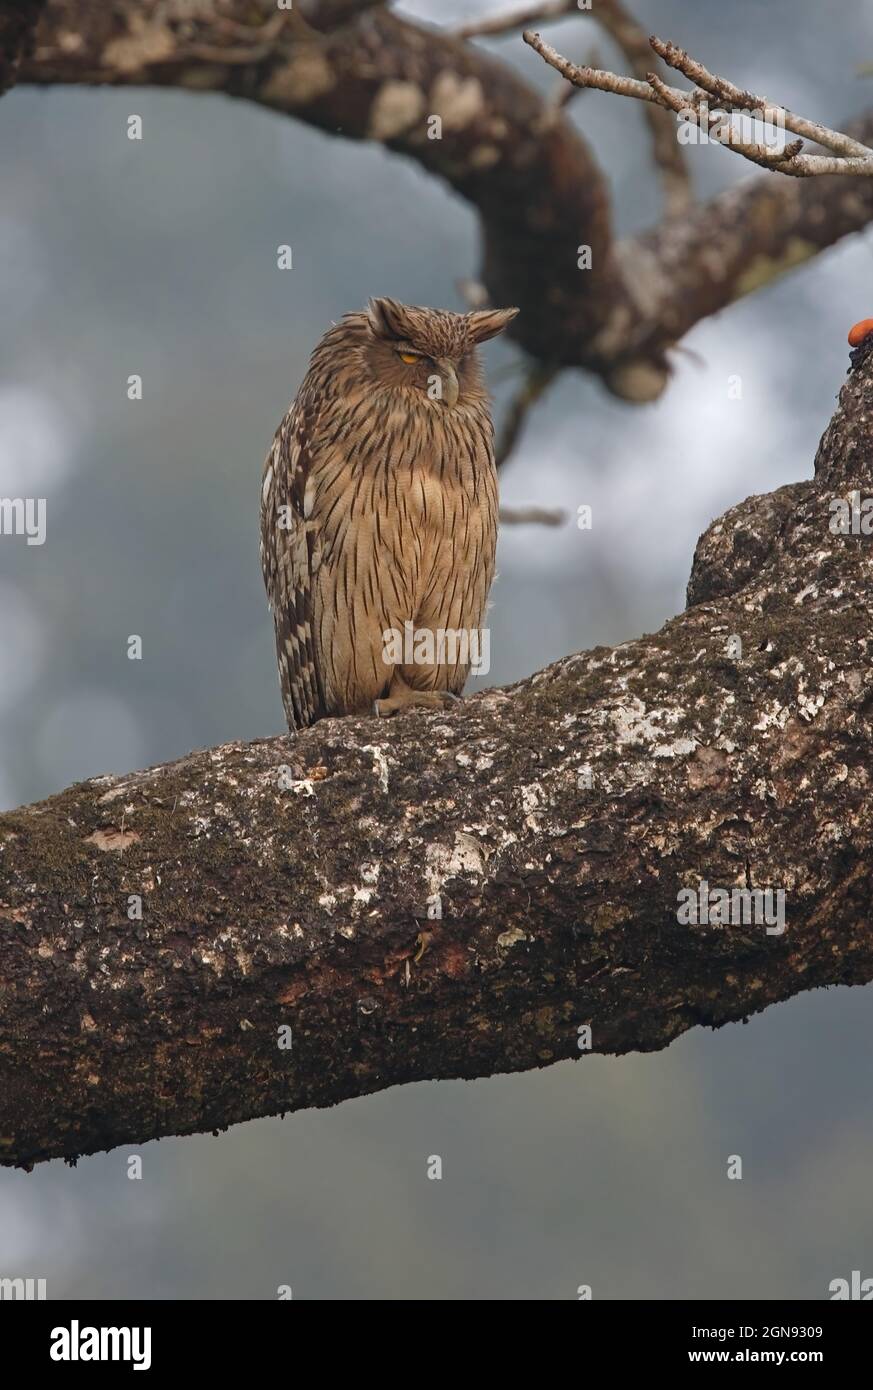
left=13, top=0, right=873, bottom=401
left=0, top=0, right=47, bottom=95
left=524, top=29, right=873, bottom=176
left=455, top=0, right=691, bottom=215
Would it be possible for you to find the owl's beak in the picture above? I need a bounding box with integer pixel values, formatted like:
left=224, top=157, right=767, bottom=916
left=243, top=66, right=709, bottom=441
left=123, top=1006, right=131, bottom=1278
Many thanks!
left=435, top=358, right=459, bottom=407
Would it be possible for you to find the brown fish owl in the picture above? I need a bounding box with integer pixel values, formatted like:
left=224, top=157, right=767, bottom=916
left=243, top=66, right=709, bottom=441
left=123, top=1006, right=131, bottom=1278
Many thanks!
left=260, top=297, right=518, bottom=732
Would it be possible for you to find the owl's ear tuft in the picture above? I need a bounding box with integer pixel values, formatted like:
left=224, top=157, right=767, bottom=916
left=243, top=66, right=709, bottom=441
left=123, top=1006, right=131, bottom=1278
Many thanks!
left=367, top=297, right=412, bottom=341
left=466, top=306, right=520, bottom=344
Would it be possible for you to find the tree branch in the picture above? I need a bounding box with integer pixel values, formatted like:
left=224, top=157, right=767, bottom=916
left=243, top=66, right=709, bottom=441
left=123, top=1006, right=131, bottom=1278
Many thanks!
left=457, top=1, right=692, bottom=216
left=618, top=129, right=873, bottom=370
left=524, top=29, right=873, bottom=176
left=650, top=36, right=873, bottom=162
left=16, top=0, right=873, bottom=401
left=301, top=0, right=389, bottom=29
left=0, top=0, right=47, bottom=96
left=494, top=361, right=559, bottom=469
left=2, top=346, right=872, bottom=1170
left=454, top=1, right=577, bottom=40
left=498, top=503, right=566, bottom=525
left=593, top=1, right=691, bottom=215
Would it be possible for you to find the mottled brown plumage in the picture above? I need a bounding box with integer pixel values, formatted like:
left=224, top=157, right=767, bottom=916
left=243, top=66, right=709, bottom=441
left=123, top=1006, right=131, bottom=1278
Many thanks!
left=260, top=297, right=518, bottom=732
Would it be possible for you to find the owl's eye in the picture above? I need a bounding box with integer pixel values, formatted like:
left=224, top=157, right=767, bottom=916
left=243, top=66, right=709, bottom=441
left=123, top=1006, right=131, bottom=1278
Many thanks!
left=397, top=351, right=421, bottom=365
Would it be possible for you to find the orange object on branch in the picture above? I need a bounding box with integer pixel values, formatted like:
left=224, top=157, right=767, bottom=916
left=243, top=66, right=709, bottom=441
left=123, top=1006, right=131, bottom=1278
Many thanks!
left=848, top=318, right=873, bottom=347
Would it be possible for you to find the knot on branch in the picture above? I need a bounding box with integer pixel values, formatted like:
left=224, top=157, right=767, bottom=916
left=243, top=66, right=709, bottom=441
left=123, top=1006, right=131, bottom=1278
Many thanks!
left=686, top=482, right=812, bottom=608
left=688, top=345, right=873, bottom=608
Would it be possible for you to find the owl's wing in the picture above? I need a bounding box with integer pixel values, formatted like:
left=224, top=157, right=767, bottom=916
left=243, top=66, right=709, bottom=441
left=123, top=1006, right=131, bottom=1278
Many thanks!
left=260, top=400, right=328, bottom=732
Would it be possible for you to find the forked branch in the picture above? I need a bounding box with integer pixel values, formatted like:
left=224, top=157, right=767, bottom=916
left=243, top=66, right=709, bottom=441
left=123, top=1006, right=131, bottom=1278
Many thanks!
left=524, top=29, right=873, bottom=175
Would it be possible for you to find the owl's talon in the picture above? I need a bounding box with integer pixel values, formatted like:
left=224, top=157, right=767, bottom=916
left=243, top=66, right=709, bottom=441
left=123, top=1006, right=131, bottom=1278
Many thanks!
left=373, top=687, right=464, bottom=717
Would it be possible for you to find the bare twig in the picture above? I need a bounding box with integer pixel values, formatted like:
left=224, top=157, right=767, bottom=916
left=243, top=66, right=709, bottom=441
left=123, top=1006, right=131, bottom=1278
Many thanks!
left=524, top=30, right=662, bottom=100
left=594, top=1, right=691, bottom=215
left=652, top=37, right=873, bottom=159
left=646, top=72, right=805, bottom=173
left=549, top=45, right=600, bottom=110
left=455, top=0, right=576, bottom=41
left=457, top=0, right=690, bottom=213
left=523, top=29, right=873, bottom=176
left=499, top=504, right=567, bottom=525
left=495, top=363, right=560, bottom=469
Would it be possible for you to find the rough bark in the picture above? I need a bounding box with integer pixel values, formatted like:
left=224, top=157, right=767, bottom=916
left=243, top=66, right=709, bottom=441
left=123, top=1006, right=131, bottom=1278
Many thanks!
left=16, top=0, right=873, bottom=399
left=1, top=347, right=871, bottom=1171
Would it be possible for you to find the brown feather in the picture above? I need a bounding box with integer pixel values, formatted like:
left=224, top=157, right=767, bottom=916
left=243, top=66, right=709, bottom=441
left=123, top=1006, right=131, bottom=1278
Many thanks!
left=259, top=300, right=517, bottom=732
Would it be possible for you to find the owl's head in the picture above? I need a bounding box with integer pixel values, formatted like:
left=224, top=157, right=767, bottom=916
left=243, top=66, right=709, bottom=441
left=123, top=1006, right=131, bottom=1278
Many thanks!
left=361, top=297, right=519, bottom=407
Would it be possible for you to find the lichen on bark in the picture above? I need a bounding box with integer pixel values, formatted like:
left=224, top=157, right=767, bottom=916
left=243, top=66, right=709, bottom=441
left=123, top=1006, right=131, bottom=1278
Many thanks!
left=1, top=348, right=871, bottom=1170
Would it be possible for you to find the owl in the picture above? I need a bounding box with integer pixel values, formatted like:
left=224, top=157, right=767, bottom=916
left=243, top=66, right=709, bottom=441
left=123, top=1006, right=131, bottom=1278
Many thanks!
left=260, top=297, right=518, bottom=733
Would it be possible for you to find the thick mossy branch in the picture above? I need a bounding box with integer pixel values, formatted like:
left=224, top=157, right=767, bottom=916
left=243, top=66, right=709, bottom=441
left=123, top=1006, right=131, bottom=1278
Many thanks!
left=1, top=353, right=872, bottom=1169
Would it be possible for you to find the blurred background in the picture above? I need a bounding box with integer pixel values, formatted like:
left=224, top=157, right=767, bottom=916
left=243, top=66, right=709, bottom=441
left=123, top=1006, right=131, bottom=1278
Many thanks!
left=1, top=0, right=872, bottom=1299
